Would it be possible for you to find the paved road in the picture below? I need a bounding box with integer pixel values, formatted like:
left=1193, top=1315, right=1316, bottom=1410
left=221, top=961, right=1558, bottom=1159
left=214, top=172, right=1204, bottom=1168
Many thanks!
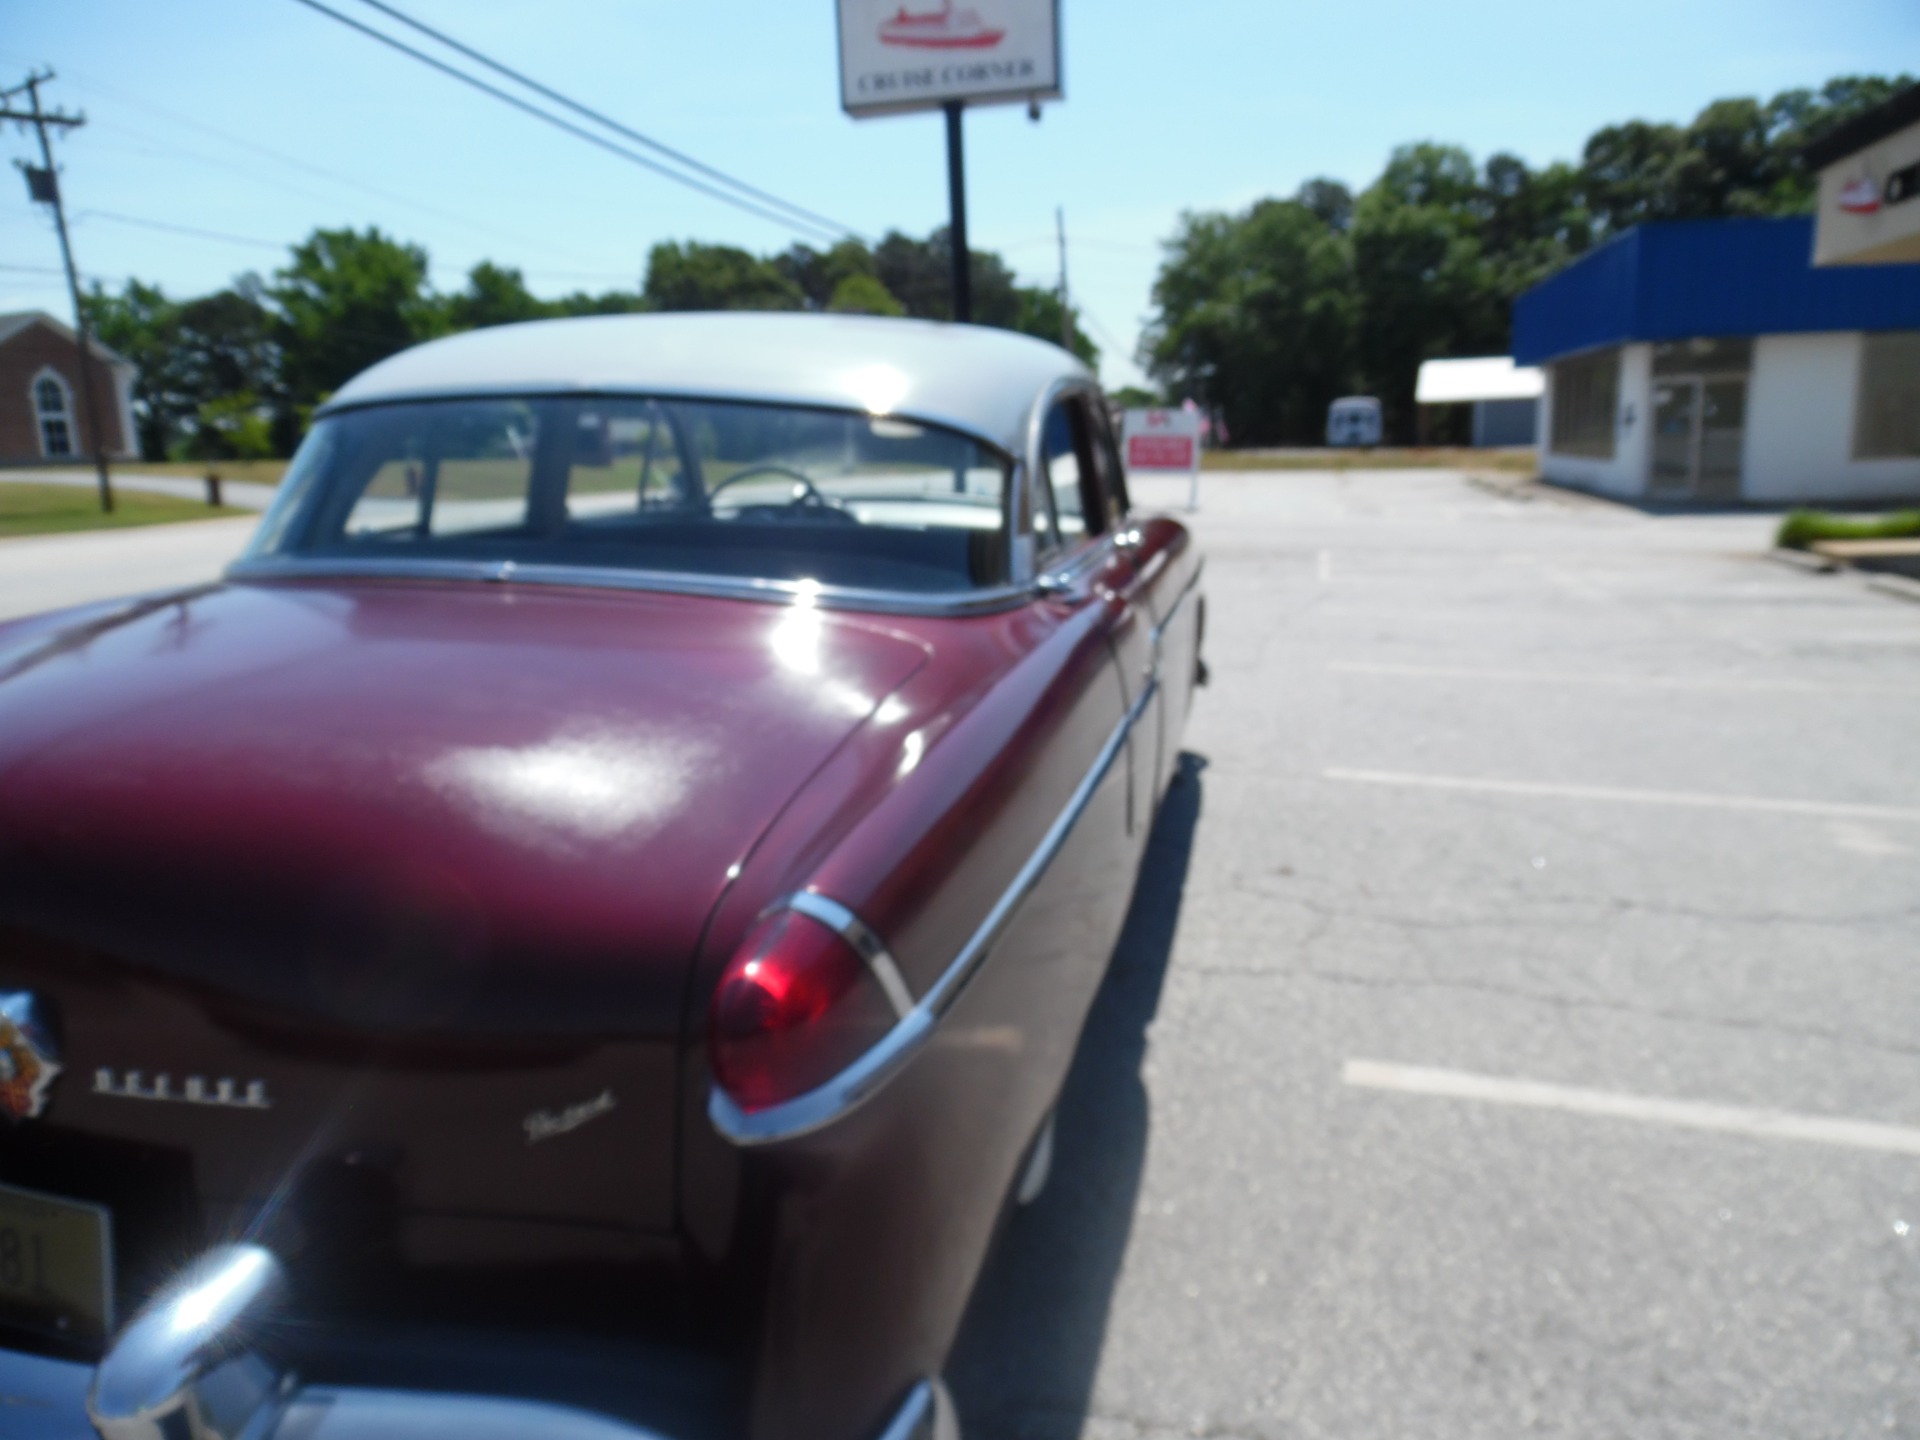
left=8, top=466, right=1918, bottom=1436
left=0, top=515, right=259, bottom=622
left=952, top=470, right=1920, bottom=1439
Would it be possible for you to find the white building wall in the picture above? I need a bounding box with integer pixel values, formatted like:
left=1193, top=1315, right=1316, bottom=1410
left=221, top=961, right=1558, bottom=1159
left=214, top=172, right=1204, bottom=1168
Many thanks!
left=1538, top=343, right=1651, bottom=498
left=1743, top=332, right=1920, bottom=504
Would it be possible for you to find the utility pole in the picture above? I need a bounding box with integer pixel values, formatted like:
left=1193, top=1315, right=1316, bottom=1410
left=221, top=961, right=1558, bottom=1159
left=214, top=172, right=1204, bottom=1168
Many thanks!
left=1055, top=206, right=1074, bottom=356
left=943, top=101, right=970, bottom=324
left=4, top=70, right=113, bottom=513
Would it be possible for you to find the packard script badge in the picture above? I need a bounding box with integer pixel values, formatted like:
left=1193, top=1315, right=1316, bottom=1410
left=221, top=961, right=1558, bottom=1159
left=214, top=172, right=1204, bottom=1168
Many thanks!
left=0, top=992, right=62, bottom=1122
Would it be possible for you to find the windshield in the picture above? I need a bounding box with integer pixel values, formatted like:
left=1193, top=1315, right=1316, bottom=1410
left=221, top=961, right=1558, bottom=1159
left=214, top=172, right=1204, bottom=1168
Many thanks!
left=245, top=396, right=1014, bottom=593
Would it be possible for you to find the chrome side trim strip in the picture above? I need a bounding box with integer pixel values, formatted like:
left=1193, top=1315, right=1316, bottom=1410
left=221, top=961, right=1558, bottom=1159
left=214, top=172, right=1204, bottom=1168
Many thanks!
left=788, top=890, right=915, bottom=1021
left=1149, top=558, right=1204, bottom=650
left=921, top=672, right=1155, bottom=1018
left=874, top=1377, right=961, bottom=1440
left=710, top=672, right=1157, bottom=1147
left=225, top=556, right=1040, bottom=620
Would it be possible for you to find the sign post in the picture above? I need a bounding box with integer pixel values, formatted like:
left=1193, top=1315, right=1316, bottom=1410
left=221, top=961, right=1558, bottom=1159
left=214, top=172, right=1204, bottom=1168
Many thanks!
left=837, top=1, right=1062, bottom=323
left=1123, top=408, right=1204, bottom=512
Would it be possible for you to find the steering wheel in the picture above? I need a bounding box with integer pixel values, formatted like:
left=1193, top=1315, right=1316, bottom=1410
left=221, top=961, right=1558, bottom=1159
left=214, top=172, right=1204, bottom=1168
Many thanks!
left=706, top=465, right=828, bottom=510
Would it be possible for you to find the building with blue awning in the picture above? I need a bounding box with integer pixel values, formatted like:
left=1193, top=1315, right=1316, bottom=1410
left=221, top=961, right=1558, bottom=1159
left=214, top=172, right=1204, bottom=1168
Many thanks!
left=1512, top=217, right=1920, bottom=503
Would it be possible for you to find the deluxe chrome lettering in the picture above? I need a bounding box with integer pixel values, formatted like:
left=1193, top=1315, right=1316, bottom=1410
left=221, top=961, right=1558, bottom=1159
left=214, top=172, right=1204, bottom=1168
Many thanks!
left=93, top=1069, right=273, bottom=1110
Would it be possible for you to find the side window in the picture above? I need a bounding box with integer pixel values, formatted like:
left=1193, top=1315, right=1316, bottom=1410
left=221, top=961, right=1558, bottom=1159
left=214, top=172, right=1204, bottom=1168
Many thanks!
left=564, top=402, right=690, bottom=519
left=342, top=401, right=537, bottom=538
left=1086, top=406, right=1129, bottom=528
left=1040, top=397, right=1111, bottom=554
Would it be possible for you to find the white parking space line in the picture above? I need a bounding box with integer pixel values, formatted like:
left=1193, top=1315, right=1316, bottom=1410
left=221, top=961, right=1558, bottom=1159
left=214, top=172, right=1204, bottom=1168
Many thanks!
left=1343, top=1060, right=1920, bottom=1158
left=1326, top=660, right=1920, bottom=697
left=1323, top=768, right=1920, bottom=824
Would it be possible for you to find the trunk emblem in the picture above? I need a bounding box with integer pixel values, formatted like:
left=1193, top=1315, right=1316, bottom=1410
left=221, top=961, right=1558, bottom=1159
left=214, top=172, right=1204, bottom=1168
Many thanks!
left=0, top=992, right=62, bottom=1122
left=92, top=1070, right=273, bottom=1110
left=524, top=1088, right=616, bottom=1144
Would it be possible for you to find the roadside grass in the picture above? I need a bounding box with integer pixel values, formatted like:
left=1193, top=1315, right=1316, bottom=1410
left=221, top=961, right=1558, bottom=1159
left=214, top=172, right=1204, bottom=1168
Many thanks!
left=115, top=460, right=289, bottom=485
left=1202, top=447, right=1538, bottom=473
left=1776, top=508, right=1920, bottom=550
left=0, top=482, right=248, bottom=539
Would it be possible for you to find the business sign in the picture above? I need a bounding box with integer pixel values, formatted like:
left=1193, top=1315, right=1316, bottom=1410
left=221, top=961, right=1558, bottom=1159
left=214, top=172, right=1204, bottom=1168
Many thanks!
left=838, top=0, right=1062, bottom=118
left=1811, top=118, right=1920, bottom=267
left=1123, top=408, right=1200, bottom=471
left=1123, top=407, right=1203, bottom=510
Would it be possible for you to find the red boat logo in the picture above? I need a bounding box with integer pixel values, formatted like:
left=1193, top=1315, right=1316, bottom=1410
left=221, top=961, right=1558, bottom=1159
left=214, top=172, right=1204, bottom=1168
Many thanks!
left=0, top=994, right=61, bottom=1123
left=1839, top=173, right=1881, bottom=215
left=879, top=0, right=1005, bottom=49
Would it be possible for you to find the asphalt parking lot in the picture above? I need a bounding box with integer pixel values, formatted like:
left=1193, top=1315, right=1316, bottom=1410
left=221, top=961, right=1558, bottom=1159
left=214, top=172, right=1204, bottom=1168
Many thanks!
left=6, top=468, right=1918, bottom=1439
left=953, top=469, right=1920, bottom=1440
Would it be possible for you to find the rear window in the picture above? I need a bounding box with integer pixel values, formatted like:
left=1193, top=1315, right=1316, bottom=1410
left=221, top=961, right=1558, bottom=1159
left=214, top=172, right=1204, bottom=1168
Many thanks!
left=248, top=396, right=1014, bottom=593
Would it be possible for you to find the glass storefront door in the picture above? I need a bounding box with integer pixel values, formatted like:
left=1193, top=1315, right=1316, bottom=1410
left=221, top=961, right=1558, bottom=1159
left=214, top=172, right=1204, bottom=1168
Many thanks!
left=1651, top=379, right=1700, bottom=498
left=1650, top=375, right=1747, bottom=501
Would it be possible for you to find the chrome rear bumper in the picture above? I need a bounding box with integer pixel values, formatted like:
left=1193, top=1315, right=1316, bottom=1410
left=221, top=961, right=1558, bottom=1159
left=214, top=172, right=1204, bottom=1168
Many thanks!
left=2, top=1243, right=957, bottom=1440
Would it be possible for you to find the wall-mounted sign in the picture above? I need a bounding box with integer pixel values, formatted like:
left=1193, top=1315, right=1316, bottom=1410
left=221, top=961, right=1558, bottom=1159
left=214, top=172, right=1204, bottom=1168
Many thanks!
left=1887, top=160, right=1920, bottom=208
left=838, top=0, right=1062, bottom=118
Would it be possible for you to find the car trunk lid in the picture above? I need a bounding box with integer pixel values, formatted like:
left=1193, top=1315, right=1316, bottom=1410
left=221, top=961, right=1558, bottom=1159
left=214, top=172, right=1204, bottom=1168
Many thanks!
left=0, top=578, right=926, bottom=1260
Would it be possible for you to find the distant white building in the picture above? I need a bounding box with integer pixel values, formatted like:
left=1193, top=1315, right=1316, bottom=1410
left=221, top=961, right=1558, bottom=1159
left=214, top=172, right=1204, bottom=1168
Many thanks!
left=1514, top=217, right=1920, bottom=505
left=1414, top=356, right=1542, bottom=446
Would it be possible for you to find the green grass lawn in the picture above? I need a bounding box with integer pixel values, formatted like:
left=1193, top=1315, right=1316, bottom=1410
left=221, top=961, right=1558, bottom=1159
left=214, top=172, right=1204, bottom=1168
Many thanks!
left=1201, top=446, right=1538, bottom=473
left=0, top=482, right=249, bottom=539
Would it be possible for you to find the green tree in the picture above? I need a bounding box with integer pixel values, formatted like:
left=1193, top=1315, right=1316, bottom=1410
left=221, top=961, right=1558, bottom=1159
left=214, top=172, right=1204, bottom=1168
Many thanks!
left=550, top=289, right=650, bottom=317
left=643, top=241, right=803, bottom=311
left=1144, top=198, right=1357, bottom=445
left=1350, top=144, right=1507, bottom=440
left=871, top=228, right=1022, bottom=325
left=447, top=261, right=553, bottom=330
left=1294, top=178, right=1355, bottom=232
left=776, top=239, right=883, bottom=309
left=82, top=279, right=188, bottom=459
left=1011, top=286, right=1098, bottom=367
left=827, top=273, right=906, bottom=316
left=273, top=227, right=440, bottom=408
left=192, top=392, right=275, bottom=461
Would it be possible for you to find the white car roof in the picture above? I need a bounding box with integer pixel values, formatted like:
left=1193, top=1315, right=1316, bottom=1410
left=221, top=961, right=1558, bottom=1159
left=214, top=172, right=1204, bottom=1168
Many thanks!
left=323, top=312, right=1093, bottom=458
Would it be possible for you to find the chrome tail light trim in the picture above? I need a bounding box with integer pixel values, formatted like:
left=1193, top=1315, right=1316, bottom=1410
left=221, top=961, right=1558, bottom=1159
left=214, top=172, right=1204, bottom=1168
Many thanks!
left=709, top=673, right=1156, bottom=1147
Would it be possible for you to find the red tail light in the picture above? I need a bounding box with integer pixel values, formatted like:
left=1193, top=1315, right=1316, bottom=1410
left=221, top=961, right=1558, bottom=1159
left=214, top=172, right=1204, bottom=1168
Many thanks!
left=709, top=909, right=897, bottom=1112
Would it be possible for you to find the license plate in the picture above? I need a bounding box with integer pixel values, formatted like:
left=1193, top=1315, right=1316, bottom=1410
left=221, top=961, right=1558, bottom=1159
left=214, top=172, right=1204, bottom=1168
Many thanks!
left=0, top=1182, right=113, bottom=1345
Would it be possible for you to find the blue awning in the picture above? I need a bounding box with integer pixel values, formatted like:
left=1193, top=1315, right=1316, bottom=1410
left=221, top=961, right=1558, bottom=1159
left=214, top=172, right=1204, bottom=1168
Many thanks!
left=1512, top=217, right=1920, bottom=366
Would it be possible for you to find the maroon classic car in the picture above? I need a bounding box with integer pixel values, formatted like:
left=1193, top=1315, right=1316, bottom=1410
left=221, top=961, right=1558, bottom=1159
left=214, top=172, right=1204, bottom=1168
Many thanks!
left=0, top=313, right=1204, bottom=1440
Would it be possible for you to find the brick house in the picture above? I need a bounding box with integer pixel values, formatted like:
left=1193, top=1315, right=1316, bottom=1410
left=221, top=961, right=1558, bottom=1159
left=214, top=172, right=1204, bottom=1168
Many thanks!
left=0, top=311, right=139, bottom=464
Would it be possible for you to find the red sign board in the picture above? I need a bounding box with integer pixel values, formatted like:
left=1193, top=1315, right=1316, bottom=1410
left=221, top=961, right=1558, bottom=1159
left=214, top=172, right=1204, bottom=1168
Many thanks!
left=1127, top=434, right=1196, bottom=470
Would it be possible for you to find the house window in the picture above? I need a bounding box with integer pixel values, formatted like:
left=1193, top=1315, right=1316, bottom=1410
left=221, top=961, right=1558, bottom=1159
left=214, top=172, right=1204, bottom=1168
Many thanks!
left=1854, top=331, right=1920, bottom=459
left=33, top=373, right=74, bottom=458
left=1549, top=349, right=1619, bottom=458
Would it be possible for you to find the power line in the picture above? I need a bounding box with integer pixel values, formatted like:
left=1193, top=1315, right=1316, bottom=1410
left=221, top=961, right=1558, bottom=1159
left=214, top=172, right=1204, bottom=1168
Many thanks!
left=288, top=0, right=852, bottom=244
left=347, top=0, right=864, bottom=245
left=41, top=70, right=608, bottom=267
left=75, top=209, right=287, bottom=251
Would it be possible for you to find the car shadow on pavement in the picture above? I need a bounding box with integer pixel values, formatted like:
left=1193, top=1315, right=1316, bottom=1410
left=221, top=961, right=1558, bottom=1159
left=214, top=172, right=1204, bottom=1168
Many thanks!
left=946, top=750, right=1206, bottom=1440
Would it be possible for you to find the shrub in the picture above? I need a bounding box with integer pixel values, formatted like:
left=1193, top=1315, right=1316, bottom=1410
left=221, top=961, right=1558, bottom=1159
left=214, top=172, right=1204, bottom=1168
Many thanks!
left=1776, top=509, right=1920, bottom=550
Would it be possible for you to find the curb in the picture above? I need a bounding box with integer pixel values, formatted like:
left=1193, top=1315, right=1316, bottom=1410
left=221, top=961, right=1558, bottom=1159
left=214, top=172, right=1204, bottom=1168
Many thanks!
left=1867, top=573, right=1920, bottom=606
left=1766, top=547, right=1838, bottom=574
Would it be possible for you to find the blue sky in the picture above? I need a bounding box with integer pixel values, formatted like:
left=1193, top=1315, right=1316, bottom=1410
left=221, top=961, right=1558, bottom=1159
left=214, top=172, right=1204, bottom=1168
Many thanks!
left=4, top=0, right=1916, bottom=388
